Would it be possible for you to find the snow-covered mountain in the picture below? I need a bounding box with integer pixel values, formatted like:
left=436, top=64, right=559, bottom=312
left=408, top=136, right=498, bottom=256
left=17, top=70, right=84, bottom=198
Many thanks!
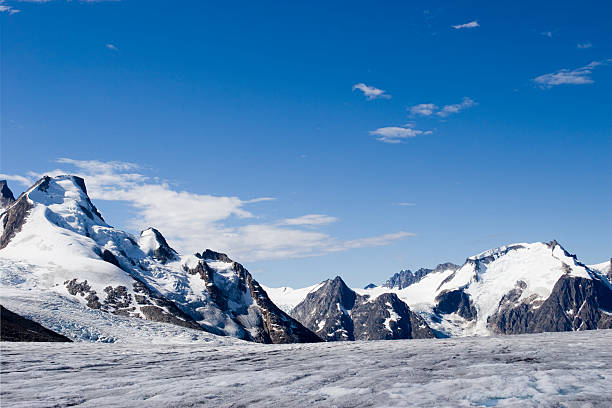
left=589, top=259, right=612, bottom=282
left=291, top=276, right=436, bottom=341
left=261, top=283, right=325, bottom=313
left=266, top=242, right=612, bottom=338
left=0, top=176, right=319, bottom=344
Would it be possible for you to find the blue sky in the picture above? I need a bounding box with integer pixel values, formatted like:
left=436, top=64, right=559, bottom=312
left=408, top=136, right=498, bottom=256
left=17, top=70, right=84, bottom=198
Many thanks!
left=1, top=0, right=610, bottom=287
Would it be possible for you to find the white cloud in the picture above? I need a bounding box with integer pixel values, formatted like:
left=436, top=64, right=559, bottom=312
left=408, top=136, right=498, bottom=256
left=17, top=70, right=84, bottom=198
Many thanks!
left=541, top=31, right=553, bottom=38
left=369, top=125, right=430, bottom=144
left=17, top=158, right=412, bottom=262
left=0, top=173, right=33, bottom=187
left=352, top=83, right=391, bottom=100
left=0, top=1, right=20, bottom=14
left=409, top=97, right=476, bottom=118
left=577, top=42, right=593, bottom=49
left=105, top=43, right=118, bottom=51
left=280, top=214, right=338, bottom=226
left=452, top=21, right=479, bottom=29
left=409, top=103, right=437, bottom=116
left=533, top=60, right=609, bottom=88
left=397, top=202, right=416, bottom=207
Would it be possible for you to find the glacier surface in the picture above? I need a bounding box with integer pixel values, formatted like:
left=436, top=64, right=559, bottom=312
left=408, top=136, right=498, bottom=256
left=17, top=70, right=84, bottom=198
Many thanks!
left=1, top=329, right=611, bottom=407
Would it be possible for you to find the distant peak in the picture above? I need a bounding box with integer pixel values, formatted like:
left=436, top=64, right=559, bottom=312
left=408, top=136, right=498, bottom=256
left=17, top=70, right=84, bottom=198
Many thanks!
left=0, top=180, right=15, bottom=209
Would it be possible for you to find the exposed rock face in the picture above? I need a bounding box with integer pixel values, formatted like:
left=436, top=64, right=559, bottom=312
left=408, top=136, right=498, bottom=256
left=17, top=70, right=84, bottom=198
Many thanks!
left=185, top=251, right=321, bottom=344
left=384, top=262, right=460, bottom=290
left=352, top=293, right=436, bottom=340
left=0, top=305, right=72, bottom=342
left=434, top=288, right=477, bottom=320
left=131, top=281, right=203, bottom=330
left=489, top=275, right=612, bottom=334
left=0, top=180, right=15, bottom=210
left=292, top=276, right=357, bottom=341
left=0, top=188, right=33, bottom=249
left=292, top=276, right=436, bottom=341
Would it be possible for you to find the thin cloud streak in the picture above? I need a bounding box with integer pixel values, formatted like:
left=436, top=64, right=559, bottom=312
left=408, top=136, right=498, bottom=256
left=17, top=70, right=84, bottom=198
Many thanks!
left=409, top=97, right=476, bottom=118
left=452, top=21, right=479, bottom=29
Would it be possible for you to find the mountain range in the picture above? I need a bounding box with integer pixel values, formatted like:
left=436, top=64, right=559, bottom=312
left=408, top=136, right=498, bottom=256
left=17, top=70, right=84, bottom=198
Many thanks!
left=1, top=175, right=610, bottom=343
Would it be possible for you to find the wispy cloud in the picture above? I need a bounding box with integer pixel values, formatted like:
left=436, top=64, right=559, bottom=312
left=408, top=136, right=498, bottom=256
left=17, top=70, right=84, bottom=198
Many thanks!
left=577, top=42, right=593, bottom=49
left=331, top=232, right=415, bottom=251
left=452, top=20, right=479, bottom=29
left=409, top=103, right=437, bottom=116
left=534, top=60, right=610, bottom=88
left=8, top=158, right=412, bottom=262
left=279, top=214, right=338, bottom=226
left=352, top=83, right=391, bottom=100
left=437, top=97, right=476, bottom=117
left=541, top=31, right=553, bottom=38
left=409, top=97, right=476, bottom=118
left=105, top=43, right=118, bottom=51
left=397, top=202, right=416, bottom=207
left=0, top=1, right=20, bottom=14
left=369, top=125, right=432, bottom=144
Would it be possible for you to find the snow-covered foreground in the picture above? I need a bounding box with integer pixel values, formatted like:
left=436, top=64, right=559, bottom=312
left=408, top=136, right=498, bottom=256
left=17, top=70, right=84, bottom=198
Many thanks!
left=2, top=330, right=611, bottom=407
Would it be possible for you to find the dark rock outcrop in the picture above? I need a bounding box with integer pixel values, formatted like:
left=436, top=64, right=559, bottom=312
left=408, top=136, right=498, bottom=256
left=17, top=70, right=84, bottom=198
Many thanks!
left=364, top=283, right=377, bottom=289
left=0, top=192, right=33, bottom=249
left=488, top=275, right=612, bottom=334
left=292, top=276, right=357, bottom=341
left=185, top=250, right=320, bottom=344
left=131, top=280, right=203, bottom=330
left=434, top=288, right=477, bottom=321
left=292, top=276, right=436, bottom=341
left=384, top=262, right=460, bottom=290
left=0, top=305, right=72, bottom=342
left=352, top=293, right=436, bottom=340
left=0, top=180, right=15, bottom=210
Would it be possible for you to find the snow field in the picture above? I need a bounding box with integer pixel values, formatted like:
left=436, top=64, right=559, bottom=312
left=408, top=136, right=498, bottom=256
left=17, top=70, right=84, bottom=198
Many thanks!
left=1, top=329, right=611, bottom=407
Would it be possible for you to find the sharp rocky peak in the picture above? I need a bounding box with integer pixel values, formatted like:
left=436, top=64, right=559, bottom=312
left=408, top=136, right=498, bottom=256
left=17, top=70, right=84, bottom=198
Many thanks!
left=0, top=180, right=16, bottom=210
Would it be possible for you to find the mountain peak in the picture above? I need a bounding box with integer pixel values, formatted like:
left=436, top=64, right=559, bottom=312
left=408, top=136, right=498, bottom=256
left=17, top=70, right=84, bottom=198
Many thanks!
left=28, top=175, right=105, bottom=223
left=138, top=227, right=178, bottom=263
left=0, top=180, right=16, bottom=210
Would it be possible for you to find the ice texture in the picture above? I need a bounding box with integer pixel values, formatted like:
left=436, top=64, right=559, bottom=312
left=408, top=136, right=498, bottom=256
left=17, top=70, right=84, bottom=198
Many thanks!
left=1, top=329, right=610, bottom=407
